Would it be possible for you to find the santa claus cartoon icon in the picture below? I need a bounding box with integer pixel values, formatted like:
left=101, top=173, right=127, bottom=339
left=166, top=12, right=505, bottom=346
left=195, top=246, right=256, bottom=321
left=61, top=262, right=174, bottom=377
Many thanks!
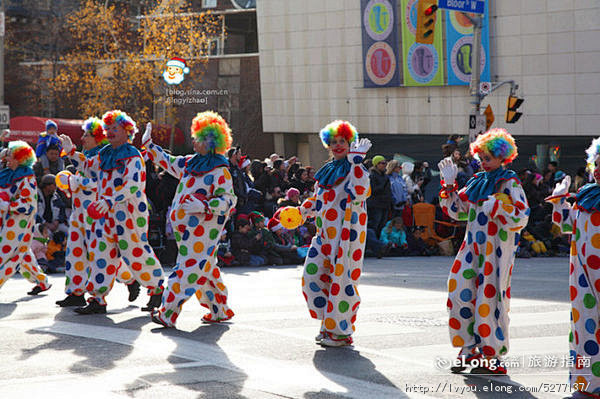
left=163, top=57, right=190, bottom=85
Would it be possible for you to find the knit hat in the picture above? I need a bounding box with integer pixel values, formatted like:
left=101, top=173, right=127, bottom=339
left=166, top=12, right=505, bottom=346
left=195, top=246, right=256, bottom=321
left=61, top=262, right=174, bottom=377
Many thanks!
left=249, top=211, right=265, bottom=225
left=166, top=57, right=190, bottom=74
left=372, top=155, right=386, bottom=166
left=554, top=171, right=566, bottom=182
left=239, top=155, right=251, bottom=169
left=285, top=187, right=300, bottom=200
left=267, top=217, right=284, bottom=232
left=45, top=120, right=58, bottom=131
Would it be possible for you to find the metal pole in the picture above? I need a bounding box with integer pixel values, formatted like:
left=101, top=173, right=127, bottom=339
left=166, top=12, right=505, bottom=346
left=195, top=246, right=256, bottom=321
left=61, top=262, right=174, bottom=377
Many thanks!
left=469, top=15, right=482, bottom=115
left=0, top=2, right=5, bottom=105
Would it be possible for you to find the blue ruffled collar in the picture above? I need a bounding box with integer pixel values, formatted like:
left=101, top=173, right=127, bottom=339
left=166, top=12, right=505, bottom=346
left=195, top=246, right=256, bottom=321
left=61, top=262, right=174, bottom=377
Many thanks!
left=99, top=143, right=140, bottom=173
left=459, top=167, right=519, bottom=203
left=0, top=166, right=34, bottom=188
left=314, top=158, right=351, bottom=189
left=84, top=144, right=108, bottom=159
left=575, top=183, right=600, bottom=213
left=185, top=153, right=229, bottom=176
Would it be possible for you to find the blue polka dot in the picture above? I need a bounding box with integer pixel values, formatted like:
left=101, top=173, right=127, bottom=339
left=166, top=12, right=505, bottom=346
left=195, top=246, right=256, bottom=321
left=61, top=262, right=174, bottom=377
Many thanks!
left=182, top=230, right=190, bottom=241
left=477, top=212, right=488, bottom=226
left=206, top=291, right=214, bottom=301
left=465, top=252, right=473, bottom=263
left=315, top=200, right=323, bottom=211
left=351, top=212, right=358, bottom=224
left=184, top=288, right=196, bottom=296
left=308, top=247, right=318, bottom=258
left=153, top=269, right=162, bottom=277
left=496, top=247, right=502, bottom=258
left=494, top=309, right=500, bottom=319
left=467, top=232, right=473, bottom=244
left=203, top=175, right=214, bottom=185
left=451, top=203, right=458, bottom=212
left=476, top=231, right=486, bottom=244
left=116, top=225, right=124, bottom=235
left=97, top=259, right=107, bottom=269
left=309, top=282, right=320, bottom=292
left=212, top=304, right=218, bottom=313
left=495, top=327, right=505, bottom=341
left=217, top=215, right=226, bottom=224
left=114, top=178, right=123, bottom=187
left=177, top=158, right=186, bottom=168
left=478, top=273, right=484, bottom=285
left=207, top=245, right=215, bottom=255
left=95, top=273, right=104, bottom=283
left=340, top=320, right=348, bottom=330
left=585, top=340, right=599, bottom=356
left=116, top=211, right=126, bottom=221
left=340, top=199, right=347, bottom=210
left=579, top=274, right=589, bottom=288
left=474, top=334, right=481, bottom=344
left=345, top=285, right=354, bottom=296
left=459, top=307, right=472, bottom=319
left=138, top=202, right=147, bottom=212
left=188, top=216, right=199, bottom=227
left=586, top=319, right=596, bottom=334
left=350, top=230, right=358, bottom=241
left=314, top=297, right=326, bottom=308
left=460, top=289, right=472, bottom=302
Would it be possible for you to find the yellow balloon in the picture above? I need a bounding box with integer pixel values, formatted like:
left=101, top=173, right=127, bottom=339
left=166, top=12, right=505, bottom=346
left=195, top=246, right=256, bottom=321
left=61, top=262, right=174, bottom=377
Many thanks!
left=280, top=206, right=303, bottom=230
left=55, top=170, right=73, bottom=191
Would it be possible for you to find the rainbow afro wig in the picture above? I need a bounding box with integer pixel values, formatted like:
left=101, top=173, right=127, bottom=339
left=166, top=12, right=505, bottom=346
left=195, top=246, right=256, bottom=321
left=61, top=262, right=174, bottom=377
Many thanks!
left=9, top=140, right=36, bottom=168
left=190, top=111, right=233, bottom=155
left=101, top=110, right=138, bottom=139
left=585, top=137, right=600, bottom=172
left=82, top=117, right=108, bottom=145
left=319, top=120, right=358, bottom=148
left=470, top=128, right=518, bottom=165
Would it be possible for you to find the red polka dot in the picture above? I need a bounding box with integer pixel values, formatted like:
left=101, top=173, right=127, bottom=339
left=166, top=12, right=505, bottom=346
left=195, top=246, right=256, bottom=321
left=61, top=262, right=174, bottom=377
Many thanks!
left=110, top=249, right=118, bottom=258
left=331, top=283, right=340, bottom=295
left=166, top=292, right=175, bottom=302
left=553, top=212, right=562, bottom=223
left=352, top=249, right=362, bottom=262
left=322, top=244, right=332, bottom=255
left=133, top=248, right=143, bottom=257
left=447, top=298, right=453, bottom=309
left=488, top=221, right=498, bottom=236
left=595, top=279, right=600, bottom=292
left=327, top=301, right=333, bottom=312
left=449, top=318, right=461, bottom=329
left=484, top=284, right=496, bottom=298
left=351, top=268, right=361, bottom=280
left=107, top=265, right=116, bottom=275
left=132, top=262, right=142, bottom=271
left=73, top=247, right=83, bottom=257
left=218, top=176, right=225, bottom=185
left=484, top=262, right=493, bottom=276
left=73, top=276, right=82, bottom=284
left=359, top=213, right=367, bottom=225
left=478, top=324, right=491, bottom=337
left=309, top=310, right=317, bottom=318
left=194, top=225, right=205, bottom=236
left=126, top=219, right=134, bottom=229
left=481, top=346, right=496, bottom=356
left=592, top=213, right=600, bottom=226
left=2, top=246, right=10, bottom=253
left=341, top=228, right=350, bottom=240
left=588, top=255, right=600, bottom=270
left=582, top=243, right=587, bottom=257
left=352, top=301, right=361, bottom=311
left=198, top=276, right=207, bottom=285
left=506, top=286, right=511, bottom=298
left=325, top=209, right=338, bottom=221
left=355, top=186, right=365, bottom=195
left=86, top=282, right=94, bottom=291
left=71, top=231, right=79, bottom=241
left=326, top=190, right=336, bottom=203
left=5, top=267, right=12, bottom=275
left=185, top=259, right=195, bottom=267
left=212, top=269, right=220, bottom=279
left=570, top=285, right=578, bottom=301
left=451, top=260, right=461, bottom=273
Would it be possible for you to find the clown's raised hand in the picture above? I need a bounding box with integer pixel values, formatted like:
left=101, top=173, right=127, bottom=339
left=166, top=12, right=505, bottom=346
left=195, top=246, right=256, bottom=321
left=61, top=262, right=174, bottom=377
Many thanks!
left=59, top=134, right=74, bottom=155
left=181, top=195, right=207, bottom=214
left=348, top=138, right=372, bottom=164
left=438, top=158, right=458, bottom=186
left=552, top=175, right=571, bottom=197
left=142, top=122, right=153, bottom=147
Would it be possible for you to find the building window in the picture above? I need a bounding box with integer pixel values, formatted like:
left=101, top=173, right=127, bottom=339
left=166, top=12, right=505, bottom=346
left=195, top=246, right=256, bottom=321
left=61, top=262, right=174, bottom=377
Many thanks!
left=202, top=0, right=217, bottom=8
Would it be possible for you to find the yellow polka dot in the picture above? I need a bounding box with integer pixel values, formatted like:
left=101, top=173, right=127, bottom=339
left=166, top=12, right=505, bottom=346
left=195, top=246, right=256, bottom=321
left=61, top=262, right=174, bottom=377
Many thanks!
left=452, top=335, right=465, bottom=347
left=172, top=282, right=181, bottom=294
left=74, top=261, right=85, bottom=271
left=366, top=186, right=372, bottom=197
left=585, top=221, right=589, bottom=233
left=301, top=277, right=305, bottom=286
left=323, top=259, right=332, bottom=273
left=324, top=318, right=336, bottom=330
left=195, top=290, right=203, bottom=299
left=327, top=227, right=337, bottom=239
left=88, top=252, right=95, bottom=262
left=352, top=325, right=356, bottom=331
left=177, top=209, right=186, bottom=220
left=486, top=242, right=493, bottom=255
left=591, top=234, right=600, bottom=249
left=20, top=246, right=27, bottom=253
left=0, top=278, right=4, bottom=285
left=571, top=241, right=578, bottom=256
left=131, top=233, right=140, bottom=243
left=223, top=168, right=231, bottom=180
left=120, top=271, right=131, bottom=280
left=204, top=263, right=212, bottom=272
left=359, top=231, right=366, bottom=244
left=478, top=304, right=490, bottom=317
left=575, top=376, right=587, bottom=386
left=194, top=241, right=205, bottom=253
left=335, top=264, right=344, bottom=276
left=140, top=272, right=150, bottom=281
left=448, top=278, right=457, bottom=292
left=572, top=307, right=580, bottom=323
left=502, top=204, right=514, bottom=214
left=217, top=282, right=226, bottom=291
left=344, top=208, right=352, bottom=222
left=6, top=231, right=15, bottom=240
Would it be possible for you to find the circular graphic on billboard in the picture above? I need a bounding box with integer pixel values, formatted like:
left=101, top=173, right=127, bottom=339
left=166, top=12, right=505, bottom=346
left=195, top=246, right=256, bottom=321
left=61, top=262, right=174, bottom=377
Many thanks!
left=450, top=36, right=487, bottom=83
left=407, top=43, right=438, bottom=83
left=405, top=0, right=418, bottom=35
left=364, top=0, right=394, bottom=41
left=365, top=41, right=397, bottom=85
left=449, top=11, right=476, bottom=35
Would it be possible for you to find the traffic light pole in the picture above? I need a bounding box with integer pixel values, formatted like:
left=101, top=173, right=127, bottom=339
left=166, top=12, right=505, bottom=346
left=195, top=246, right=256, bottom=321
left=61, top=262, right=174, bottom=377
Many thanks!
left=463, top=13, right=483, bottom=142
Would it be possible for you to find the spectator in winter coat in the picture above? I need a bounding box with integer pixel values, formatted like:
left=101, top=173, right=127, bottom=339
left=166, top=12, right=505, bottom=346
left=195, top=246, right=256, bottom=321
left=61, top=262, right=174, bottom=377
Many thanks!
left=230, top=219, right=266, bottom=266
left=35, top=174, right=68, bottom=233
left=367, top=155, right=392, bottom=235
left=386, top=160, right=408, bottom=217
left=379, top=217, right=408, bottom=256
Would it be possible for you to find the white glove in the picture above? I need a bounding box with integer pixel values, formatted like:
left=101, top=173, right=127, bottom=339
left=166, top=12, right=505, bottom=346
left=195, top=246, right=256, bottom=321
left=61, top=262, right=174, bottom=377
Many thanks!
left=142, top=122, right=152, bottom=147
left=552, top=175, right=571, bottom=197
left=437, top=157, right=458, bottom=186
left=59, top=134, right=74, bottom=155
left=181, top=195, right=207, bottom=213
left=93, top=199, right=110, bottom=214
left=481, top=195, right=498, bottom=215
left=348, top=138, right=372, bottom=164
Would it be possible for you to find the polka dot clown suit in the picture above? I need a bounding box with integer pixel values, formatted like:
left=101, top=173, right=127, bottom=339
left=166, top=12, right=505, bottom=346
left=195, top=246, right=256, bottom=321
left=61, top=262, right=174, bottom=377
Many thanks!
left=548, top=137, right=600, bottom=394
left=0, top=141, right=50, bottom=291
left=66, top=111, right=164, bottom=306
left=145, top=111, right=236, bottom=327
left=439, top=129, right=529, bottom=366
left=300, top=121, right=371, bottom=345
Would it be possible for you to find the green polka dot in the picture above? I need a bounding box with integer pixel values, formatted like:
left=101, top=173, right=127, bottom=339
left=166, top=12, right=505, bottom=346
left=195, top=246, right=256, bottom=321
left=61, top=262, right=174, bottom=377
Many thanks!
left=214, top=188, right=225, bottom=195
left=499, top=346, right=507, bottom=355
left=177, top=183, right=184, bottom=193
left=469, top=208, right=476, bottom=222
left=119, top=240, right=128, bottom=250
left=174, top=232, right=181, bottom=242
left=511, top=217, right=520, bottom=224
left=569, top=330, right=573, bottom=343
left=316, top=217, right=322, bottom=228
left=306, top=263, right=318, bottom=275
left=467, top=322, right=474, bottom=336
left=576, top=228, right=581, bottom=241
left=179, top=245, right=188, bottom=256
left=339, top=301, right=349, bottom=313
left=499, top=229, right=508, bottom=241
left=146, top=257, right=156, bottom=265
left=478, top=254, right=484, bottom=269
left=165, top=309, right=173, bottom=317
left=209, top=199, right=220, bottom=208
left=592, top=362, right=600, bottom=377
left=99, top=286, right=108, bottom=293
left=564, top=223, right=573, bottom=233
left=457, top=211, right=468, bottom=221
left=22, top=271, right=31, bottom=279
left=65, top=277, right=70, bottom=286
left=130, top=186, right=138, bottom=194
left=584, top=293, right=597, bottom=309
left=209, top=229, right=219, bottom=240
left=463, top=269, right=476, bottom=279
left=137, top=217, right=146, bottom=227
left=86, top=216, right=94, bottom=225
left=19, top=220, right=27, bottom=228
left=99, top=242, right=107, bottom=251
left=187, top=273, right=198, bottom=284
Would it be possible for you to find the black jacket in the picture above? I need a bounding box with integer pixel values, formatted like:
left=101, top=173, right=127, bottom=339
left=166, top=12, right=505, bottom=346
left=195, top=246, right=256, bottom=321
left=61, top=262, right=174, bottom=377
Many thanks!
left=367, top=169, right=392, bottom=209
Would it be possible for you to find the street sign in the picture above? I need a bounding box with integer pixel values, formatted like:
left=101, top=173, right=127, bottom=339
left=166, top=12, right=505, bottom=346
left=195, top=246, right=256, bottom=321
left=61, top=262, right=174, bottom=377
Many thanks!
left=484, top=104, right=494, bottom=130
left=0, top=105, right=9, bottom=128
left=468, top=113, right=485, bottom=142
left=438, top=0, right=485, bottom=14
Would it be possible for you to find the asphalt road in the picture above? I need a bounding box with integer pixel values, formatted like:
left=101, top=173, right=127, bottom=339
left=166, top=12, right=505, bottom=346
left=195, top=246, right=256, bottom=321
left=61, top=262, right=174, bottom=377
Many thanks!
left=0, top=256, right=574, bottom=398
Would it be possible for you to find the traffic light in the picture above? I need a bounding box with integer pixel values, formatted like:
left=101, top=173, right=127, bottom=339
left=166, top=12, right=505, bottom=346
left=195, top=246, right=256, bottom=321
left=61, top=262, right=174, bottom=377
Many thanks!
left=505, top=95, right=524, bottom=123
left=416, top=0, right=438, bottom=45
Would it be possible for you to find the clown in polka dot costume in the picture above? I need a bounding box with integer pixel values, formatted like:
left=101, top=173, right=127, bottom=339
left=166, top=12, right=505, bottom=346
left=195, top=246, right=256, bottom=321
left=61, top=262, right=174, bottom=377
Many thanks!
left=298, top=121, right=371, bottom=347
left=438, top=129, right=529, bottom=374
left=0, top=141, right=51, bottom=294
left=547, top=137, right=600, bottom=395
left=60, top=110, right=164, bottom=314
left=55, top=117, right=139, bottom=308
left=144, top=111, right=236, bottom=328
